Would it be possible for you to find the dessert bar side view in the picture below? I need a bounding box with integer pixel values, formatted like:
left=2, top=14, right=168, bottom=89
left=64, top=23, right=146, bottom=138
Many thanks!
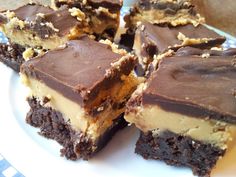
left=125, top=50, right=236, bottom=176
left=120, top=0, right=205, bottom=49
left=20, top=36, right=139, bottom=160
left=0, top=0, right=235, bottom=177
left=51, top=0, right=122, bottom=39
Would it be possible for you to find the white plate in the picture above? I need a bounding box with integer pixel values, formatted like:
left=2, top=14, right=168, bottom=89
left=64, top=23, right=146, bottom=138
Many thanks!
left=0, top=56, right=236, bottom=177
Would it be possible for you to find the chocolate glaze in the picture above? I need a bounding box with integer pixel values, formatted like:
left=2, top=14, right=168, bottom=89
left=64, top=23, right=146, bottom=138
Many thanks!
left=54, top=0, right=122, bottom=12
left=87, top=0, right=122, bottom=11
left=137, top=0, right=195, bottom=15
left=8, top=4, right=79, bottom=38
left=136, top=22, right=226, bottom=58
left=21, top=36, right=136, bottom=106
left=143, top=56, right=236, bottom=124
left=176, top=46, right=236, bottom=57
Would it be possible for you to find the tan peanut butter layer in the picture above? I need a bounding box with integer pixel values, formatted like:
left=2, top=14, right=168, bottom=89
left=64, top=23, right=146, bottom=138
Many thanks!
left=21, top=73, right=138, bottom=140
left=125, top=0, right=205, bottom=28
left=126, top=96, right=236, bottom=149
left=125, top=55, right=236, bottom=149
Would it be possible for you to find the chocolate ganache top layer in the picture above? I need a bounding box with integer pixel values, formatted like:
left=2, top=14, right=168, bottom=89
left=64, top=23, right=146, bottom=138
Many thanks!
left=87, top=0, right=122, bottom=10
left=11, top=4, right=79, bottom=37
left=137, top=0, right=194, bottom=13
left=21, top=36, right=136, bottom=105
left=143, top=56, right=236, bottom=124
left=54, top=0, right=122, bottom=12
left=176, top=47, right=236, bottom=57
left=137, top=21, right=226, bottom=54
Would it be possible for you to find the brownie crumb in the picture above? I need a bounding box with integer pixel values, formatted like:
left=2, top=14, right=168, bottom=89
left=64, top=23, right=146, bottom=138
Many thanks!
left=135, top=130, right=225, bottom=177
left=0, top=43, right=25, bottom=72
left=26, top=97, right=127, bottom=160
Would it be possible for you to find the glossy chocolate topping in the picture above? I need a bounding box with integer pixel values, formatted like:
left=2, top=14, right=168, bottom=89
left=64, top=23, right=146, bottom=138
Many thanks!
left=137, top=21, right=225, bottom=55
left=21, top=36, right=136, bottom=105
left=13, top=4, right=79, bottom=37
left=87, top=0, right=122, bottom=10
left=176, top=47, right=236, bottom=57
left=143, top=56, right=236, bottom=124
left=137, top=0, right=195, bottom=15
left=14, top=4, right=53, bottom=21
left=54, top=0, right=122, bottom=11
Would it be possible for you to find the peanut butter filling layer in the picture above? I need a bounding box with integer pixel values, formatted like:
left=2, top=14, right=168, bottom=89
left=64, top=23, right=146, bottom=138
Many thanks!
left=125, top=103, right=236, bottom=149
left=0, top=27, right=68, bottom=49
left=130, top=9, right=204, bottom=27
left=22, top=73, right=138, bottom=141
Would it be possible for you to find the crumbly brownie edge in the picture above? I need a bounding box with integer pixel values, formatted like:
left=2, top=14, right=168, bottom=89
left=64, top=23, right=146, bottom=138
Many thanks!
left=135, top=130, right=225, bottom=177
left=26, top=97, right=127, bottom=160
left=0, top=43, right=25, bottom=72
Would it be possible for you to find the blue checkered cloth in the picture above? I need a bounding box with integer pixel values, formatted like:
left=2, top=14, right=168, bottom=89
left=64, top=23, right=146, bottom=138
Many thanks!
left=0, top=32, right=7, bottom=43
left=0, top=154, right=24, bottom=177
left=0, top=17, right=236, bottom=177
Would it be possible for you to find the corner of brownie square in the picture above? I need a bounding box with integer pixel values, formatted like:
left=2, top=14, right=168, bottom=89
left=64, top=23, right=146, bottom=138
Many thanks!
left=20, top=36, right=139, bottom=160
left=125, top=54, right=236, bottom=176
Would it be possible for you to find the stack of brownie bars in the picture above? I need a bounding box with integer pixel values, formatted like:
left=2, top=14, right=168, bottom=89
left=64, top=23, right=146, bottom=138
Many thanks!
left=0, top=0, right=235, bottom=176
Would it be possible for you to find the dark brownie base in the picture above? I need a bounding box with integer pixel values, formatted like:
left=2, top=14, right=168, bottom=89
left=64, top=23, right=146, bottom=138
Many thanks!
left=135, top=130, right=225, bottom=177
left=0, top=42, right=25, bottom=72
left=26, top=97, right=127, bottom=160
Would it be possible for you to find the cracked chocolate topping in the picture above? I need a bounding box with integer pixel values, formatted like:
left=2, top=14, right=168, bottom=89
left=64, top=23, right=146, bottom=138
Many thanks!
left=143, top=56, right=236, bottom=124
left=176, top=47, right=236, bottom=57
left=21, top=36, right=136, bottom=105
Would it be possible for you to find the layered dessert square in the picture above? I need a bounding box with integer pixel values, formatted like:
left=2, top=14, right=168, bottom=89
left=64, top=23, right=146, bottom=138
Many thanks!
left=133, top=21, right=225, bottom=73
left=120, top=0, right=205, bottom=49
left=20, top=36, right=138, bottom=160
left=0, top=3, right=81, bottom=71
left=125, top=0, right=204, bottom=28
left=125, top=54, right=236, bottom=176
left=51, top=0, right=122, bottom=39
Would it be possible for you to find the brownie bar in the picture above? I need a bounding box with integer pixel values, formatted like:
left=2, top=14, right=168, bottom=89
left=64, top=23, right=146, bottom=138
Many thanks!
left=125, top=0, right=204, bottom=29
left=0, top=3, right=80, bottom=50
left=136, top=130, right=225, bottom=177
left=125, top=55, right=236, bottom=176
left=133, top=21, right=225, bottom=73
left=0, top=42, right=25, bottom=72
left=120, top=0, right=204, bottom=50
left=26, top=97, right=127, bottom=160
left=21, top=36, right=139, bottom=159
left=52, top=0, right=122, bottom=40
